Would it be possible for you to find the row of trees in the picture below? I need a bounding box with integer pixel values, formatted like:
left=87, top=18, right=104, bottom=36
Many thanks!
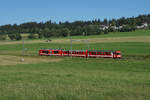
left=0, top=14, right=150, bottom=40
left=0, top=33, right=22, bottom=40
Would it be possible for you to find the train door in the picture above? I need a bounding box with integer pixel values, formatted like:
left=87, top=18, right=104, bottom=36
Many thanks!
left=111, top=52, right=114, bottom=58
left=86, top=50, right=88, bottom=58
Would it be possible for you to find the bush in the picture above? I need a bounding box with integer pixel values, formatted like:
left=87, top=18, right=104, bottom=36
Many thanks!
left=8, top=33, right=22, bottom=40
left=104, top=29, right=109, bottom=34
left=16, top=33, right=22, bottom=40
left=38, top=32, right=44, bottom=38
left=0, top=34, right=7, bottom=40
left=8, top=34, right=16, bottom=40
left=28, top=33, right=36, bottom=39
left=148, top=24, right=150, bottom=29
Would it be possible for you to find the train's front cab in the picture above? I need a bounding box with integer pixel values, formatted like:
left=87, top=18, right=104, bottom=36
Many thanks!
left=113, top=51, right=121, bottom=58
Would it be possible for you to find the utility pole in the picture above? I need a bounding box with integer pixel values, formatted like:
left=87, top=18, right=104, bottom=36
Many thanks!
left=85, top=32, right=89, bottom=50
left=21, top=37, right=24, bottom=62
left=70, top=36, right=72, bottom=56
left=22, top=37, right=24, bottom=56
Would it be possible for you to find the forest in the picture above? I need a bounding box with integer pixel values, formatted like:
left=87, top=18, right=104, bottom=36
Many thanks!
left=0, top=14, right=150, bottom=40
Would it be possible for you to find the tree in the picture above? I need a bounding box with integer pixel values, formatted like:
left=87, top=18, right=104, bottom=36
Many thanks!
left=119, top=25, right=135, bottom=32
left=38, top=32, right=44, bottom=38
left=148, top=24, right=150, bottom=29
left=61, top=28, right=70, bottom=37
left=118, top=17, right=126, bottom=26
left=0, top=13, right=150, bottom=38
left=0, top=34, right=7, bottom=40
left=28, top=33, right=36, bottom=39
left=104, top=29, right=109, bottom=34
left=111, top=19, right=116, bottom=26
left=42, top=28, right=53, bottom=38
left=103, top=19, right=108, bottom=25
left=8, top=34, right=16, bottom=40
left=8, top=33, right=22, bottom=40
left=15, top=33, right=22, bottom=40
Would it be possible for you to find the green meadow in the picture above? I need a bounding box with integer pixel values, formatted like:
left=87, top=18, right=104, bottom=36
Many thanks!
left=0, top=30, right=150, bottom=100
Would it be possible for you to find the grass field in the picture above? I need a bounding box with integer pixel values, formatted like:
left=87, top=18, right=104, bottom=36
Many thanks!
left=0, top=30, right=150, bottom=100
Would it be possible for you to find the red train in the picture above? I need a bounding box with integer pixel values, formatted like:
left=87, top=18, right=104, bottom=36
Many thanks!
left=39, top=49, right=121, bottom=58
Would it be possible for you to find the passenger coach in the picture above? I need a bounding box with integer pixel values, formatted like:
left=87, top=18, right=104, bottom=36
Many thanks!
left=39, top=49, right=121, bottom=59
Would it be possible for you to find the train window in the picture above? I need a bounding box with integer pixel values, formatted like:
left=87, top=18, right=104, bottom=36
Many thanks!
left=97, top=52, right=101, bottom=55
left=42, top=51, right=49, bottom=54
left=116, top=53, right=120, bottom=55
left=92, top=52, right=96, bottom=55
left=81, top=52, right=84, bottom=54
left=105, top=52, right=111, bottom=55
left=54, top=51, right=59, bottom=54
left=97, top=52, right=104, bottom=55
left=64, top=51, right=69, bottom=54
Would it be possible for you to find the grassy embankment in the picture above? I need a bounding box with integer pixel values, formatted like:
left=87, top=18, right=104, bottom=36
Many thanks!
left=0, top=30, right=150, bottom=100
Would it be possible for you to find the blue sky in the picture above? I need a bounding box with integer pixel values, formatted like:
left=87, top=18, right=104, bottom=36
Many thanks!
left=0, top=0, right=150, bottom=25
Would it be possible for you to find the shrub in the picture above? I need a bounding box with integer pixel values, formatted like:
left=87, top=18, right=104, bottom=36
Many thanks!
left=0, top=34, right=7, bottom=40
left=8, top=33, right=22, bottom=40
left=28, top=33, right=36, bottom=39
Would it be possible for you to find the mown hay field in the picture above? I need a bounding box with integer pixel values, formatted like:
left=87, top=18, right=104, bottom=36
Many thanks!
left=0, top=30, right=150, bottom=100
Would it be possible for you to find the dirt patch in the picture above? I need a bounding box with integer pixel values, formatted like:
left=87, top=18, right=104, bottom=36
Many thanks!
left=0, top=55, right=62, bottom=66
left=0, top=40, right=45, bottom=45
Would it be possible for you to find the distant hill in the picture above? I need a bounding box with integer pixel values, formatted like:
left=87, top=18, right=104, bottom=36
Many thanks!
left=0, top=14, right=150, bottom=40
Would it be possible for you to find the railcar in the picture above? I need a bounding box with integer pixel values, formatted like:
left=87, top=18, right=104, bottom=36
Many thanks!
left=39, top=49, right=121, bottom=59
left=39, top=49, right=62, bottom=56
left=68, top=50, right=88, bottom=57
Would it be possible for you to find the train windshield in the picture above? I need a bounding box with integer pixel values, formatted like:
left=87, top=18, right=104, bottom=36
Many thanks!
left=116, top=53, right=121, bottom=55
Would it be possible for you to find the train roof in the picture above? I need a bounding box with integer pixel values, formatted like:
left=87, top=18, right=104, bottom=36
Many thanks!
left=40, top=48, right=62, bottom=50
left=88, top=50, right=114, bottom=52
left=40, top=49, right=119, bottom=52
left=40, top=49, right=86, bottom=51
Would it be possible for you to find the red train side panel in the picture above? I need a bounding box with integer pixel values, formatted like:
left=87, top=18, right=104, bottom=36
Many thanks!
left=69, top=50, right=86, bottom=57
left=88, top=50, right=114, bottom=58
left=39, top=49, right=121, bottom=59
